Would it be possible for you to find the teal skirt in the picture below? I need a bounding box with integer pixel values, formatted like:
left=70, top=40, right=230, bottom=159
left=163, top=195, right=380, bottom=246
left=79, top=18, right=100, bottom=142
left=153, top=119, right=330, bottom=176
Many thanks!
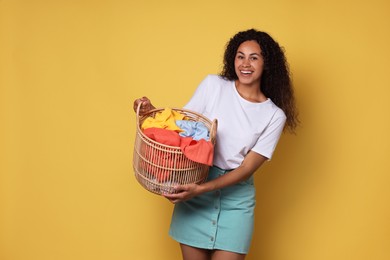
left=169, top=166, right=255, bottom=254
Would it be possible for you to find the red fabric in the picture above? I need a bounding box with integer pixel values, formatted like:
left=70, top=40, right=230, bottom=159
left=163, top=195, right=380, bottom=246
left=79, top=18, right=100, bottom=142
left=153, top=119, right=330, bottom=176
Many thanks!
left=142, top=128, right=180, bottom=181
left=180, top=137, right=214, bottom=166
left=144, top=128, right=214, bottom=166
left=143, top=127, right=181, bottom=147
left=139, top=143, right=173, bottom=182
left=141, top=128, right=214, bottom=182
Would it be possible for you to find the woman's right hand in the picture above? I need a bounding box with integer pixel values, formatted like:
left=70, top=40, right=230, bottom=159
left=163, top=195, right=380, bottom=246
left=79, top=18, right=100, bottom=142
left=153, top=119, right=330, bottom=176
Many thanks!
left=133, top=96, right=155, bottom=116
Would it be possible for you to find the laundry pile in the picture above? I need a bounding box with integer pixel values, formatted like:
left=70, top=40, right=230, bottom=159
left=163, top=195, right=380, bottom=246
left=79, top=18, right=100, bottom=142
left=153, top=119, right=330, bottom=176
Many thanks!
left=140, top=108, right=214, bottom=183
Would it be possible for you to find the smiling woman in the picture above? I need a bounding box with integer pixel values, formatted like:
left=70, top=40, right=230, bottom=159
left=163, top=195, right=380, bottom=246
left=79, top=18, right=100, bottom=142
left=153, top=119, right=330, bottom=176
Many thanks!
left=221, top=29, right=298, bottom=133
left=133, top=28, right=299, bottom=260
left=2, top=0, right=390, bottom=259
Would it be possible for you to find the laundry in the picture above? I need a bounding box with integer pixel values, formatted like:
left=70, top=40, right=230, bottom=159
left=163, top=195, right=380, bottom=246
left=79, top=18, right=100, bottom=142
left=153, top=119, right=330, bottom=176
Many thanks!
left=140, top=109, right=215, bottom=182
left=175, top=120, right=210, bottom=141
left=143, top=127, right=181, bottom=147
left=141, top=108, right=186, bottom=132
left=180, top=137, right=214, bottom=166
left=142, top=127, right=184, bottom=182
left=143, top=127, right=214, bottom=168
left=138, top=149, right=181, bottom=182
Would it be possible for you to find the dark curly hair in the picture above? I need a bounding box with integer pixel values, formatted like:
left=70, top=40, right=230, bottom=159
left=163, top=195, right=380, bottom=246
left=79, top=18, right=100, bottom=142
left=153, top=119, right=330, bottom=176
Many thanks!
left=220, top=29, right=299, bottom=133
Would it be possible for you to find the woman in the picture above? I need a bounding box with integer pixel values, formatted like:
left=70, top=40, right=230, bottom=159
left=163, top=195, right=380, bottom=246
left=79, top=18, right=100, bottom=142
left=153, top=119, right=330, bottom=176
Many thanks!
left=133, top=28, right=298, bottom=260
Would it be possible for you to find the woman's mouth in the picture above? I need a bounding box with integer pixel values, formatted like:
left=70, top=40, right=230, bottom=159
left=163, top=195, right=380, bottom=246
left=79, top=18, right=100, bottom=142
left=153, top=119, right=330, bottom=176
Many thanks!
left=240, top=70, right=253, bottom=75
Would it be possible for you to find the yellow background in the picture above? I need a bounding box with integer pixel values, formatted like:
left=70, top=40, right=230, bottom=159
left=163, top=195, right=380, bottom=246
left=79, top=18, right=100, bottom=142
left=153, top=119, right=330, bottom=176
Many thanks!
left=1, top=0, right=389, bottom=259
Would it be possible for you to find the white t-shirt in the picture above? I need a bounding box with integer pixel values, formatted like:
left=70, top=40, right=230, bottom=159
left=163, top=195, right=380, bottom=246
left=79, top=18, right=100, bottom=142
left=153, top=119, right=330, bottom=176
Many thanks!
left=184, top=75, right=286, bottom=169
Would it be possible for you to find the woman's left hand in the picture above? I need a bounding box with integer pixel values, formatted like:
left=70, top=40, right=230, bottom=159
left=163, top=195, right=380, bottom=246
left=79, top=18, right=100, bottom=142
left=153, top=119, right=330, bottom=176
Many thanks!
left=163, top=183, right=201, bottom=204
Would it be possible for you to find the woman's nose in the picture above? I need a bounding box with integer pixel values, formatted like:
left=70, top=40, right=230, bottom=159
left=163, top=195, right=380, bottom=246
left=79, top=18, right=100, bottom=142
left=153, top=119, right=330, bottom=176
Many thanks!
left=242, top=59, right=250, bottom=66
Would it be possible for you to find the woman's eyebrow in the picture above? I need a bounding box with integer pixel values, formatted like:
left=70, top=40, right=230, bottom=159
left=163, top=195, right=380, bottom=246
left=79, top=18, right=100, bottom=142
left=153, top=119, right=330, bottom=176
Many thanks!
left=237, top=51, right=261, bottom=56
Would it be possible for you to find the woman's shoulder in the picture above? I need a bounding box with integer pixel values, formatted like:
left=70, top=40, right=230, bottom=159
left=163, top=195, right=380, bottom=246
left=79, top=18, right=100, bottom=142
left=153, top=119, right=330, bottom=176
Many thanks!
left=267, top=99, right=287, bottom=120
left=199, top=75, right=233, bottom=94
left=203, top=74, right=232, bottom=84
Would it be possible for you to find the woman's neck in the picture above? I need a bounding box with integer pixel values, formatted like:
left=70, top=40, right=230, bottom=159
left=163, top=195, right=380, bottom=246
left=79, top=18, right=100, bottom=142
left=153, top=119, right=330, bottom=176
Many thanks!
left=235, top=80, right=267, bottom=103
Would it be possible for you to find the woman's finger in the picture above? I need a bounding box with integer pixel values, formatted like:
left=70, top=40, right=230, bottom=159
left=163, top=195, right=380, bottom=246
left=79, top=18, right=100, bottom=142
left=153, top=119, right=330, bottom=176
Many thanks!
left=133, top=98, right=141, bottom=112
left=133, top=97, right=148, bottom=113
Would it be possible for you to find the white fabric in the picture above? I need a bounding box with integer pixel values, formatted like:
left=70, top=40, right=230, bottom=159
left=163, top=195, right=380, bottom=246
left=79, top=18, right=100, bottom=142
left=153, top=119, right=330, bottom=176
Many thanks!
left=184, top=75, right=286, bottom=169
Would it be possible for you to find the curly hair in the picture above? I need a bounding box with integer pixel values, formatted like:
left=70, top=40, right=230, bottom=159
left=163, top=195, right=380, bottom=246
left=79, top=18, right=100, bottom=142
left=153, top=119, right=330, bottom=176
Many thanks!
left=220, top=29, right=299, bottom=133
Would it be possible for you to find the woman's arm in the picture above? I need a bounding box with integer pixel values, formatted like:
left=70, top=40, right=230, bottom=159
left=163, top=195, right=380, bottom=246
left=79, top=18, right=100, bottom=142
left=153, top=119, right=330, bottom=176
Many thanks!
left=164, top=151, right=268, bottom=204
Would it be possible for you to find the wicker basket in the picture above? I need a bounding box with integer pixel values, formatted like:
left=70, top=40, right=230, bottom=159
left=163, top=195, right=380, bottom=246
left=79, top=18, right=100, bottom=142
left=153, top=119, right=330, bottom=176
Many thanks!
left=133, top=103, right=217, bottom=195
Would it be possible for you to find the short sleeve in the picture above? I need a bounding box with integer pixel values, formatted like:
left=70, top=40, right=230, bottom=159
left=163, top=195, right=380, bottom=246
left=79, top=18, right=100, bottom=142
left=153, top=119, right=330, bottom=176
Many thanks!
left=251, top=110, right=286, bottom=160
left=184, top=75, right=213, bottom=114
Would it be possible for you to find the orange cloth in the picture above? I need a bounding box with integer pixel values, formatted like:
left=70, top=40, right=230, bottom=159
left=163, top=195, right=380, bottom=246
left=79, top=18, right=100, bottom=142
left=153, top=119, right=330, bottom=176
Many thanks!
left=144, top=128, right=214, bottom=166
left=139, top=143, right=173, bottom=182
left=180, top=137, right=214, bottom=166
left=143, top=127, right=181, bottom=147
left=142, top=128, right=214, bottom=182
left=142, top=128, right=181, bottom=181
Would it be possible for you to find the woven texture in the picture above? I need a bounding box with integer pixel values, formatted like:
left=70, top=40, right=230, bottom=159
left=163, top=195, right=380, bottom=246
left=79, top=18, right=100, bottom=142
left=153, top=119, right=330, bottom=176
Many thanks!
left=133, top=104, right=217, bottom=195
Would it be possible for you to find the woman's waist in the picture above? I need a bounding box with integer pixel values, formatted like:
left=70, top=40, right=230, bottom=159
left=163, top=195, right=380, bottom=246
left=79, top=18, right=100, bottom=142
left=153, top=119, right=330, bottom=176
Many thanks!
left=208, top=165, right=254, bottom=185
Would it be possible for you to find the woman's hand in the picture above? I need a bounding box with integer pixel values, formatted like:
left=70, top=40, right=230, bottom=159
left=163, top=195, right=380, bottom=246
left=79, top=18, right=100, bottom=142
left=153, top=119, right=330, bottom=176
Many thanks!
left=133, top=96, right=155, bottom=116
left=163, top=183, right=202, bottom=204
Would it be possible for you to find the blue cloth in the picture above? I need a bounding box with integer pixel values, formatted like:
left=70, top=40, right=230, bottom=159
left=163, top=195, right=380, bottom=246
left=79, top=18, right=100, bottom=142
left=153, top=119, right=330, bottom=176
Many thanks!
left=169, top=166, right=255, bottom=254
left=175, top=120, right=210, bottom=141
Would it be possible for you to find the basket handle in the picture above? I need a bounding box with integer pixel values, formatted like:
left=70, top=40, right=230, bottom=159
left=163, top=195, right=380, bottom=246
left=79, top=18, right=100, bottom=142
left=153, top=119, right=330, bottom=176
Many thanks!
left=136, top=101, right=153, bottom=131
left=210, top=119, right=218, bottom=145
left=136, top=101, right=142, bottom=121
left=135, top=101, right=142, bottom=132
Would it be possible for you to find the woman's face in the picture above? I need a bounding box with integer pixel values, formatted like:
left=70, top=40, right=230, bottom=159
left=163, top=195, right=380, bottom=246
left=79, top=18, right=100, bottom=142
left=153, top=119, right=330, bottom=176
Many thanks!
left=234, top=40, right=264, bottom=87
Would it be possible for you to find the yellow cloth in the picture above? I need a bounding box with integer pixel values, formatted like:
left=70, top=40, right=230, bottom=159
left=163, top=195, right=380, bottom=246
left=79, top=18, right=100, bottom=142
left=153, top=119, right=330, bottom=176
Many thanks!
left=141, top=108, right=186, bottom=132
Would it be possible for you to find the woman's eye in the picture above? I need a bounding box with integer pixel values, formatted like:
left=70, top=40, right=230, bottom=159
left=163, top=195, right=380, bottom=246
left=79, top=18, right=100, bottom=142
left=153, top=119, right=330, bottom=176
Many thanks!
left=250, top=57, right=258, bottom=61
